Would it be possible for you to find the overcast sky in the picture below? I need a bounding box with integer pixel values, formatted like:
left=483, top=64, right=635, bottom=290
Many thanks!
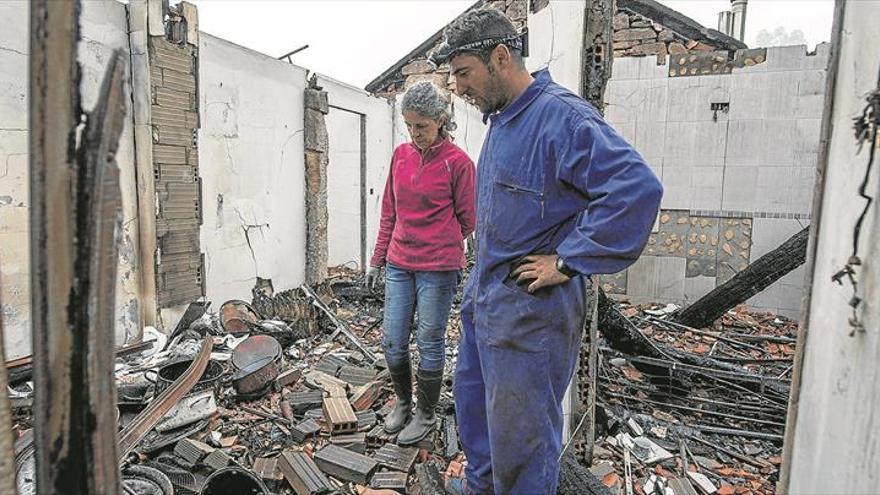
left=189, top=0, right=835, bottom=89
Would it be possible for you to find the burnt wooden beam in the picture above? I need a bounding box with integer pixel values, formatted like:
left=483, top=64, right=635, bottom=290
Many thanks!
left=29, top=0, right=129, bottom=491
left=673, top=226, right=810, bottom=329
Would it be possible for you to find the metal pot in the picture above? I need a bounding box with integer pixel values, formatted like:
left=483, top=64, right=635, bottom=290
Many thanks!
left=151, top=359, right=224, bottom=396
left=219, top=300, right=261, bottom=334
left=231, top=335, right=282, bottom=370
left=200, top=466, right=269, bottom=495
left=230, top=356, right=279, bottom=396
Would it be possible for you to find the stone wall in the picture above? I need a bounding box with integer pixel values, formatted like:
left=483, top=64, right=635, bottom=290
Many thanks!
left=613, top=9, right=715, bottom=65
left=369, top=0, right=528, bottom=98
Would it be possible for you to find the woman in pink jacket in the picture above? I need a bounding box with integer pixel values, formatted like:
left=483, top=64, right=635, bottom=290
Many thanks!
left=366, top=81, right=476, bottom=445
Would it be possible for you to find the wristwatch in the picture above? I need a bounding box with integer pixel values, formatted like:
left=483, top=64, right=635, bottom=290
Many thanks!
left=555, top=255, right=578, bottom=278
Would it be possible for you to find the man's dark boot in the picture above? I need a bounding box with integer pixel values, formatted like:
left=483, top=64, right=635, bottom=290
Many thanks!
left=384, top=362, right=413, bottom=434
left=397, top=368, right=443, bottom=445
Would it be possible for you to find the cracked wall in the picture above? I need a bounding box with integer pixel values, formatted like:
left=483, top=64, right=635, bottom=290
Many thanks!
left=198, top=33, right=310, bottom=302
left=0, top=0, right=143, bottom=358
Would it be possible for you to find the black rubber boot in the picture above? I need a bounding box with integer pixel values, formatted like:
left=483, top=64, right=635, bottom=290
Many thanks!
left=384, top=362, right=413, bottom=434
left=397, top=368, right=443, bottom=445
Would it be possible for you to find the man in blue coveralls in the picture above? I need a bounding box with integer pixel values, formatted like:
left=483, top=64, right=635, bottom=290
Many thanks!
left=430, top=7, right=664, bottom=495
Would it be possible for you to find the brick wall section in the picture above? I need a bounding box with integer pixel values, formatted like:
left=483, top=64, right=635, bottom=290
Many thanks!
left=304, top=78, right=330, bottom=285
left=368, top=1, right=744, bottom=97
left=149, top=26, right=205, bottom=307
left=372, top=0, right=528, bottom=98
left=613, top=9, right=724, bottom=65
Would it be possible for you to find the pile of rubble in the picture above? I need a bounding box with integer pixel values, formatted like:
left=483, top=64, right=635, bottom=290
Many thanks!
left=8, top=261, right=797, bottom=495
left=588, top=303, right=797, bottom=495
left=11, top=267, right=458, bottom=494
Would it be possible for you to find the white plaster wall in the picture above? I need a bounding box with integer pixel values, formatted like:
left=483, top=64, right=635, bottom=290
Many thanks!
left=526, top=0, right=585, bottom=94
left=318, top=75, right=394, bottom=271
left=0, top=0, right=142, bottom=358
left=604, top=45, right=830, bottom=316
left=787, top=1, right=880, bottom=491
left=199, top=34, right=308, bottom=301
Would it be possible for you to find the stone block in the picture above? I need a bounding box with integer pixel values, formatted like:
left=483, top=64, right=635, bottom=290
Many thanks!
left=716, top=218, right=753, bottom=285
left=304, top=109, right=329, bottom=152
left=628, top=42, right=665, bottom=57
left=614, top=28, right=657, bottom=42
left=305, top=89, right=329, bottom=114
left=613, top=12, right=630, bottom=30
left=405, top=73, right=448, bottom=90
left=401, top=59, right=433, bottom=76
left=669, top=43, right=687, bottom=55
left=658, top=30, right=674, bottom=43
left=686, top=216, right=720, bottom=277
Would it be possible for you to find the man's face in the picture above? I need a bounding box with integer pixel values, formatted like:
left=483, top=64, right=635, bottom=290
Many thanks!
left=449, top=52, right=506, bottom=114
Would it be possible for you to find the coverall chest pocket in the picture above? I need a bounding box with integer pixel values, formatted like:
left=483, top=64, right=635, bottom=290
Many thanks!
left=488, top=178, right=545, bottom=248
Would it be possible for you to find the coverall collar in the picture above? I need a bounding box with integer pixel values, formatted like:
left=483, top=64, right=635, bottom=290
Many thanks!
left=484, top=68, right=552, bottom=125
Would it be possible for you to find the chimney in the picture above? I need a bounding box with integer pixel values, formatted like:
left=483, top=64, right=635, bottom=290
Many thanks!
left=717, top=11, right=732, bottom=35
left=729, top=0, right=748, bottom=41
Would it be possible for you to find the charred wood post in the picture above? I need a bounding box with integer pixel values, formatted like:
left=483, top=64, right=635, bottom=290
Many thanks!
left=29, top=0, right=128, bottom=489
left=673, top=226, right=810, bottom=329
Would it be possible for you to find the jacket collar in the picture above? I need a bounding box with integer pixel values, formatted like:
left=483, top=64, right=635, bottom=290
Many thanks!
left=484, top=68, right=552, bottom=125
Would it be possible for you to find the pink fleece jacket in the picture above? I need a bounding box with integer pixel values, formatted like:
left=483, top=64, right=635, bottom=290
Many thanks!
left=370, top=138, right=476, bottom=271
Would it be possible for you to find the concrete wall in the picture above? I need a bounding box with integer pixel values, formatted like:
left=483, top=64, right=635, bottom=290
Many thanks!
left=785, top=1, right=880, bottom=491
left=198, top=34, right=309, bottom=302
left=604, top=45, right=829, bottom=317
left=0, top=1, right=142, bottom=359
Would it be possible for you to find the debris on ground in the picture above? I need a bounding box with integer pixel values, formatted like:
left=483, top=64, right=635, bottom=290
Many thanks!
left=7, top=263, right=794, bottom=495
left=589, top=301, right=797, bottom=495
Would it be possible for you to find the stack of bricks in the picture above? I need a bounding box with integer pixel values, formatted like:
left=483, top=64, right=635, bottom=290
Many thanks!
left=374, top=0, right=528, bottom=98
left=149, top=7, right=205, bottom=308
left=612, top=10, right=717, bottom=65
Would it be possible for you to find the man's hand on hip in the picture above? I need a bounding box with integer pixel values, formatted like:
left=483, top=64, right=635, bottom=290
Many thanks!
left=511, top=255, right=570, bottom=293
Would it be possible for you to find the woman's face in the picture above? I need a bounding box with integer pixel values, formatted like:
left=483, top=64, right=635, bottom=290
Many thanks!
left=403, top=110, right=443, bottom=151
